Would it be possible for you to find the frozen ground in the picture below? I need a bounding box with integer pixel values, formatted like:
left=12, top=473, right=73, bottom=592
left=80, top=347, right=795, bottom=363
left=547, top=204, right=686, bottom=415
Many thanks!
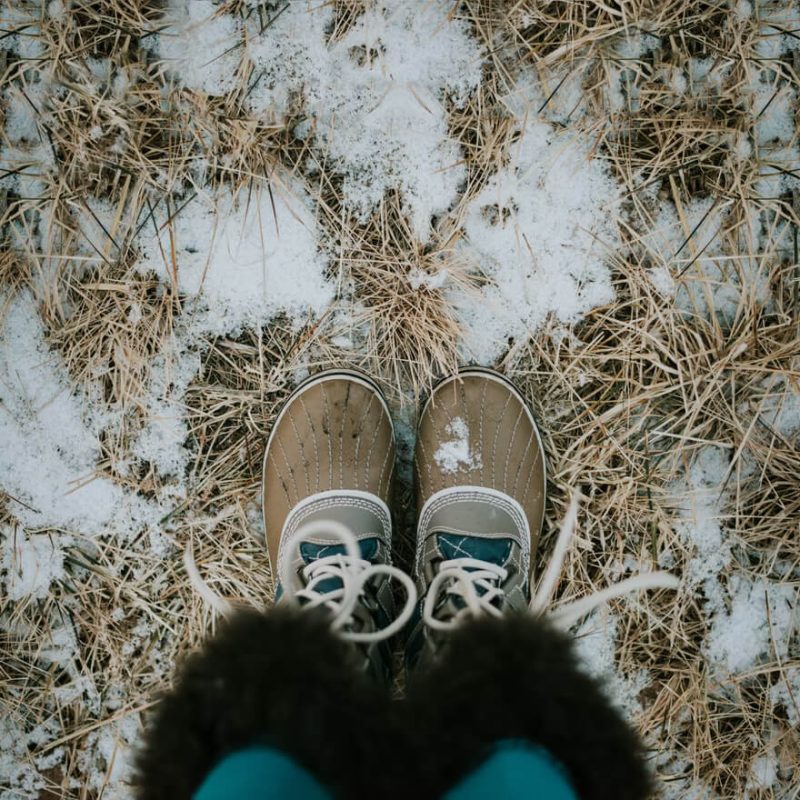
left=1, top=1, right=799, bottom=797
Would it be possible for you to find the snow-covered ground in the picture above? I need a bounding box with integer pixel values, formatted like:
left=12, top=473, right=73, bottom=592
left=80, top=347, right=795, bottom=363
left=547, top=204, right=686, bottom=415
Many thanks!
left=1, top=1, right=799, bottom=797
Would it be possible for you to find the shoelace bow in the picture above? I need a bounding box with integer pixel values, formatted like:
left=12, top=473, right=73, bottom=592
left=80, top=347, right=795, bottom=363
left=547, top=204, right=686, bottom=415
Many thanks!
left=277, top=519, right=417, bottom=643
left=421, top=496, right=680, bottom=632
left=185, top=519, right=417, bottom=643
left=423, top=558, right=508, bottom=630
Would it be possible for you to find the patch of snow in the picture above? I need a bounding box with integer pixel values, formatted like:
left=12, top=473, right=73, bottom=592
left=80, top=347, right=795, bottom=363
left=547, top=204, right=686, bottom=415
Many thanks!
left=408, top=267, right=449, bottom=291
left=0, top=714, right=53, bottom=797
left=758, top=376, right=800, bottom=441
left=0, top=294, right=137, bottom=535
left=573, top=609, right=650, bottom=717
left=656, top=749, right=717, bottom=800
left=669, top=446, right=732, bottom=613
left=150, top=0, right=243, bottom=95
left=686, top=56, right=730, bottom=91
left=755, top=143, right=800, bottom=202
left=603, top=62, right=642, bottom=115
left=1, top=528, right=66, bottom=601
left=0, top=612, right=98, bottom=796
left=433, top=417, right=482, bottom=474
left=502, top=67, right=591, bottom=127
left=667, top=445, right=799, bottom=681
left=751, top=81, right=797, bottom=146
left=129, top=343, right=201, bottom=479
left=649, top=263, right=676, bottom=296
left=244, top=0, right=483, bottom=240
left=0, top=2, right=45, bottom=60
left=732, top=130, right=753, bottom=162
left=2, top=79, right=49, bottom=147
left=69, top=196, right=128, bottom=267
left=653, top=197, right=729, bottom=263
left=79, top=712, right=140, bottom=799
left=734, top=0, right=754, bottom=21
left=769, top=666, right=800, bottom=726
left=705, top=574, right=796, bottom=674
left=46, top=0, right=65, bottom=20
left=747, top=749, right=778, bottom=793
left=638, top=193, right=773, bottom=321
left=454, top=116, right=619, bottom=363
left=613, top=30, right=660, bottom=60
left=136, top=177, right=334, bottom=335
left=755, top=2, right=800, bottom=59
left=659, top=64, right=688, bottom=96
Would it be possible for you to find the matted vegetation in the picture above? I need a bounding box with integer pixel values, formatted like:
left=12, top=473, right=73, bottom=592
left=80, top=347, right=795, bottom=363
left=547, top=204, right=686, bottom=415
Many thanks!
left=1, top=1, right=798, bottom=797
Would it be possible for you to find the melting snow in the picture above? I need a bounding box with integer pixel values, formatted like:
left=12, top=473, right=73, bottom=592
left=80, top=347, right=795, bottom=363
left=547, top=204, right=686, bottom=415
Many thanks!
left=0, top=294, right=143, bottom=535
left=136, top=178, right=334, bottom=336
left=1, top=528, right=65, bottom=601
left=433, top=417, right=482, bottom=474
left=454, top=116, right=619, bottom=363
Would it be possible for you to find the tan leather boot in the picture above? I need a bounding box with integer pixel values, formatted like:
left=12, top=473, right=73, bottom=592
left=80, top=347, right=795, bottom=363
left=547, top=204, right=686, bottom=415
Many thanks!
left=263, top=369, right=415, bottom=680
left=407, top=367, right=547, bottom=667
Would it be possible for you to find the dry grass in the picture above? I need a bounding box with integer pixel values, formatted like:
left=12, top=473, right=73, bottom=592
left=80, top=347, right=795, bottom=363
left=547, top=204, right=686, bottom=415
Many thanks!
left=446, top=71, right=519, bottom=203
left=1, top=0, right=799, bottom=798
left=183, top=318, right=319, bottom=509
left=315, top=187, right=479, bottom=398
left=47, top=265, right=180, bottom=484
left=509, top=243, right=800, bottom=794
left=474, top=5, right=800, bottom=791
left=325, top=0, right=373, bottom=43
left=462, top=0, right=734, bottom=67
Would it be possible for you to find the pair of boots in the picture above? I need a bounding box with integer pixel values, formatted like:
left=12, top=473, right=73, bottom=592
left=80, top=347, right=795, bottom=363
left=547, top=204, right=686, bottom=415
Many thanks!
left=135, top=369, right=660, bottom=799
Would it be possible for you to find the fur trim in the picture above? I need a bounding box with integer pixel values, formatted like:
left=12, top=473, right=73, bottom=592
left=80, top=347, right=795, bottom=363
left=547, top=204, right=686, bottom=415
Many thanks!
left=401, top=613, right=653, bottom=800
left=134, top=606, right=395, bottom=800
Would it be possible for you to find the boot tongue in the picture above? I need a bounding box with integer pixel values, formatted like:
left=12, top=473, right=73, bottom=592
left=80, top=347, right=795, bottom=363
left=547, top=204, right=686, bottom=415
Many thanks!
left=436, top=532, right=513, bottom=567
left=417, top=487, right=531, bottom=608
left=423, top=490, right=528, bottom=545
left=298, top=538, right=379, bottom=595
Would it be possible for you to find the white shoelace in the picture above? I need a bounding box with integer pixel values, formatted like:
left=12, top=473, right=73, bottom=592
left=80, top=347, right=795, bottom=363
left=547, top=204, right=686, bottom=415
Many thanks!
left=423, top=558, right=508, bottom=630
left=422, top=495, right=680, bottom=632
left=185, top=519, right=417, bottom=644
left=187, top=496, right=678, bottom=639
left=277, top=519, right=417, bottom=643
left=183, top=520, right=417, bottom=643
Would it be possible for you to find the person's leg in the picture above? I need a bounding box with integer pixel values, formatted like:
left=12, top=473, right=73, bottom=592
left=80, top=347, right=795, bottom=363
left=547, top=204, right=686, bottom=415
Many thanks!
left=444, top=741, right=576, bottom=800
left=135, top=371, right=414, bottom=800
left=134, top=606, right=391, bottom=800
left=403, top=369, right=659, bottom=799
left=194, top=746, right=332, bottom=800
left=404, top=612, right=649, bottom=800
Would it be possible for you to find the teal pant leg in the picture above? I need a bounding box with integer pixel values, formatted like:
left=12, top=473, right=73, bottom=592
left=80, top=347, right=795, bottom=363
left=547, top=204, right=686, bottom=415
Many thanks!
left=193, top=746, right=332, bottom=800
left=444, top=741, right=577, bottom=800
